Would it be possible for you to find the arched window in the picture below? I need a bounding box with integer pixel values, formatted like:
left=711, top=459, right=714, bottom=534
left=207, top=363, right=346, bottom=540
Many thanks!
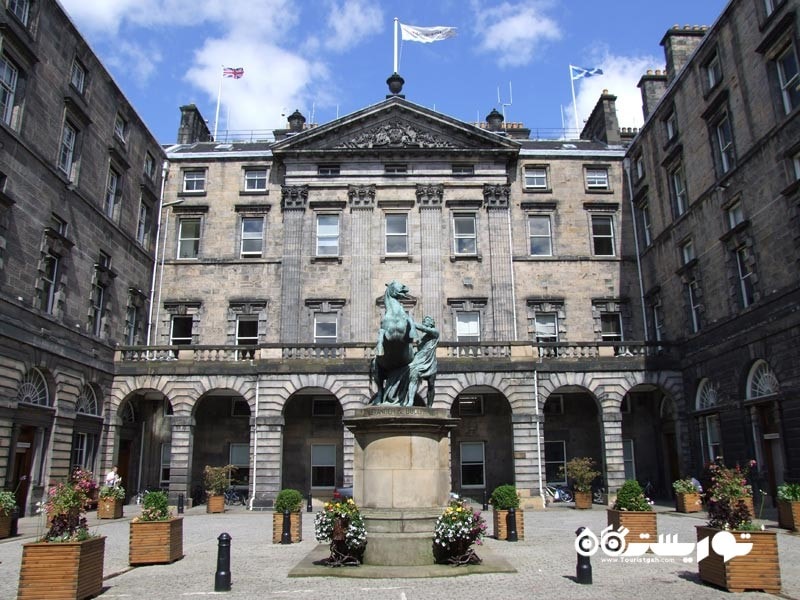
left=746, top=360, right=779, bottom=400
left=120, top=401, right=136, bottom=424
left=695, top=378, right=719, bottom=411
left=76, top=385, right=99, bottom=415
left=16, top=368, right=50, bottom=406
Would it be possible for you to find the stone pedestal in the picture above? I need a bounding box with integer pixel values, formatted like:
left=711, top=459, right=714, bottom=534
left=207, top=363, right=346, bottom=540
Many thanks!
left=344, top=406, right=458, bottom=566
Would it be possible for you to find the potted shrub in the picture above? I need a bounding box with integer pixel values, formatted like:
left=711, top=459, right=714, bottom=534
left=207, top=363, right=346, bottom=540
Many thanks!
left=0, top=490, right=16, bottom=539
left=71, top=468, right=99, bottom=510
left=204, top=464, right=234, bottom=513
left=129, top=490, right=183, bottom=565
left=97, top=483, right=125, bottom=519
left=561, top=457, right=601, bottom=510
left=673, top=477, right=702, bottom=513
left=607, top=480, right=657, bottom=545
left=433, top=499, right=487, bottom=565
left=696, top=461, right=780, bottom=593
left=272, top=488, right=304, bottom=543
left=313, top=498, right=367, bottom=566
left=18, top=480, right=105, bottom=600
left=489, top=484, right=524, bottom=540
left=777, top=482, right=800, bottom=531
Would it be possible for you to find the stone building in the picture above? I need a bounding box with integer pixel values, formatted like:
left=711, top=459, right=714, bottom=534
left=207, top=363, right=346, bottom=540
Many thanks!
left=626, top=0, right=800, bottom=496
left=0, top=0, right=165, bottom=514
left=109, top=84, right=684, bottom=508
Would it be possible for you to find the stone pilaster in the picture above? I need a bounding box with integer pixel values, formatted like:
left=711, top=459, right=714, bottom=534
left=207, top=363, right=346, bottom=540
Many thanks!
left=168, top=415, right=194, bottom=504
left=512, top=411, right=545, bottom=509
left=279, top=186, right=308, bottom=342
left=416, top=184, right=444, bottom=326
left=484, top=184, right=514, bottom=340
left=250, top=415, right=284, bottom=508
left=348, top=185, right=375, bottom=343
left=602, top=407, right=625, bottom=497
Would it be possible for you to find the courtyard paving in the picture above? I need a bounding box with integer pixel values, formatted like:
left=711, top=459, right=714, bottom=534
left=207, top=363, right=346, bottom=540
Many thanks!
left=0, top=500, right=797, bottom=599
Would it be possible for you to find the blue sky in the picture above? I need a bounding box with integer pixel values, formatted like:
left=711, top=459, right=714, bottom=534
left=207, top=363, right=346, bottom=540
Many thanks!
left=58, top=0, right=729, bottom=144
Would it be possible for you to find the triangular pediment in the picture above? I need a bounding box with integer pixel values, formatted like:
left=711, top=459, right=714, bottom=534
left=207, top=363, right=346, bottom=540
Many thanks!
left=271, top=97, right=520, bottom=155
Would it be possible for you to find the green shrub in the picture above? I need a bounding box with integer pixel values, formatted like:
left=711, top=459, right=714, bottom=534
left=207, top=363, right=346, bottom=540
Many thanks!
left=672, top=478, right=700, bottom=494
left=99, top=484, right=126, bottom=500
left=489, top=484, right=520, bottom=510
left=561, top=457, right=601, bottom=492
left=274, top=489, right=304, bottom=512
left=777, top=482, right=800, bottom=502
left=0, top=491, right=16, bottom=515
left=138, top=490, right=170, bottom=522
left=613, top=480, right=653, bottom=511
left=204, top=464, right=234, bottom=495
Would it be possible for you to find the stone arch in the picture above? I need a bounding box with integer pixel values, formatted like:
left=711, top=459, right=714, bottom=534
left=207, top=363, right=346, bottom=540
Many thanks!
left=746, top=359, right=780, bottom=400
left=433, top=371, right=526, bottom=413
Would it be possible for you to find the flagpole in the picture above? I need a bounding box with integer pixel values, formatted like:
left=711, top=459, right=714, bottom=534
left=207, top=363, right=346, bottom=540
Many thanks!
left=393, top=17, right=399, bottom=73
left=213, top=65, right=224, bottom=140
left=569, top=65, right=579, bottom=136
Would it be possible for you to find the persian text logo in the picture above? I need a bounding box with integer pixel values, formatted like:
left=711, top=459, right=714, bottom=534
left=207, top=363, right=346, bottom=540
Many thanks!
left=575, top=525, right=753, bottom=563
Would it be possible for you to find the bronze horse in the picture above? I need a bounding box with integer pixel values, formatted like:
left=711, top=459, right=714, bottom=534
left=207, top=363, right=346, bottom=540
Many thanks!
left=370, top=281, right=417, bottom=405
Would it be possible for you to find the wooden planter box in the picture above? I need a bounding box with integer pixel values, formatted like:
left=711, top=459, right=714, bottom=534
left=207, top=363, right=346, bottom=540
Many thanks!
left=207, top=494, right=225, bottom=513
left=97, top=497, right=123, bottom=519
left=676, top=492, right=702, bottom=513
left=272, top=511, right=303, bottom=543
left=574, top=491, right=592, bottom=509
left=18, top=535, right=105, bottom=600
left=777, top=500, right=800, bottom=531
left=129, top=517, right=183, bottom=565
left=696, top=526, right=781, bottom=593
left=493, top=509, right=525, bottom=540
left=607, top=509, right=657, bottom=545
left=0, top=512, right=12, bottom=538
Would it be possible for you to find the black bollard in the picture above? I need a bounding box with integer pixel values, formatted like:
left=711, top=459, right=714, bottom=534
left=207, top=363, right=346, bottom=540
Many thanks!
left=482, top=490, right=488, bottom=511
left=281, top=510, right=292, bottom=544
left=307, top=491, right=312, bottom=513
left=177, top=493, right=185, bottom=514
left=575, top=527, right=593, bottom=584
left=214, top=532, right=232, bottom=592
left=10, top=505, right=19, bottom=537
left=506, top=507, right=518, bottom=542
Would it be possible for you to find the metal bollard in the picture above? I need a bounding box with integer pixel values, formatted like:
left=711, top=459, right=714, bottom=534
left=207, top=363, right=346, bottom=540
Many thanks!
left=10, top=505, right=19, bottom=537
left=214, top=532, right=232, bottom=592
left=575, top=527, right=593, bottom=584
left=281, top=510, right=292, bottom=544
left=307, top=491, right=312, bottom=513
left=177, top=493, right=184, bottom=514
left=506, top=507, right=518, bottom=542
left=482, top=490, right=488, bottom=511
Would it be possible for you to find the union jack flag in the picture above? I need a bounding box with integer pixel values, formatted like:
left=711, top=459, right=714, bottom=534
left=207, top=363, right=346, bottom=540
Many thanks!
left=223, top=67, right=244, bottom=79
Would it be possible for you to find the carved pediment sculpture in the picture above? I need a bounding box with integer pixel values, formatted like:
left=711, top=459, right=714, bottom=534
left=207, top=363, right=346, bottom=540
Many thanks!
left=334, top=121, right=455, bottom=149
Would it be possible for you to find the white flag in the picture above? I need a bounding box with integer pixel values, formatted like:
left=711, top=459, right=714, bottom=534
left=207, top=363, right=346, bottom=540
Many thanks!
left=400, top=23, right=457, bottom=43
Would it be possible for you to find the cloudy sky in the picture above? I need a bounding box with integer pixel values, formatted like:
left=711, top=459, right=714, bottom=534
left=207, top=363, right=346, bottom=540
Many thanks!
left=58, top=0, right=729, bottom=143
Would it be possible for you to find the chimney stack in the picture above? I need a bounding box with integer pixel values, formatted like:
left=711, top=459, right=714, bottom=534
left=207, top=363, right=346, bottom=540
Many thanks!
left=580, top=90, right=621, bottom=145
left=661, top=25, right=708, bottom=84
left=638, top=69, right=669, bottom=120
left=177, top=104, right=212, bottom=145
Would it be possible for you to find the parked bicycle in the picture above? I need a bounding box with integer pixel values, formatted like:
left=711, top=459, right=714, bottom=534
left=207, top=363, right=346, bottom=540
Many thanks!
left=544, top=483, right=573, bottom=503
left=224, top=486, right=247, bottom=506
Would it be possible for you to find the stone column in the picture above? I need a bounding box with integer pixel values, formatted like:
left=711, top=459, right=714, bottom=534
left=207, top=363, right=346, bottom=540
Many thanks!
left=416, top=184, right=444, bottom=326
left=602, top=406, right=625, bottom=499
left=250, top=415, right=284, bottom=508
left=348, top=185, right=375, bottom=343
left=279, top=186, right=308, bottom=342
left=168, top=415, right=194, bottom=505
left=484, top=185, right=514, bottom=340
left=512, top=411, right=545, bottom=509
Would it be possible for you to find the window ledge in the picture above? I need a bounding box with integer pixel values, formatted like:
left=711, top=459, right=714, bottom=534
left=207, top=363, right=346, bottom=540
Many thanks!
left=584, top=188, right=614, bottom=195
left=381, top=255, right=413, bottom=263
left=450, top=254, right=483, bottom=262
left=311, top=256, right=343, bottom=264
left=780, top=179, right=800, bottom=197
left=719, top=219, right=751, bottom=242
left=177, top=190, right=207, bottom=197
left=522, top=188, right=552, bottom=194
left=239, top=190, right=269, bottom=196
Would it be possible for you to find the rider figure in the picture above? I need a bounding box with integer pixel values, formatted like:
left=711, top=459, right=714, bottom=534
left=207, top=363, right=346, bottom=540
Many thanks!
left=407, top=316, right=439, bottom=407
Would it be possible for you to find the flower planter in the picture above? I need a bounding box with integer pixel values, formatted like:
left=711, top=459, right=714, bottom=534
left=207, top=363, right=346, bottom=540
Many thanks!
left=675, top=492, right=702, bottom=513
left=777, top=500, right=800, bottom=531
left=574, top=491, right=592, bottom=510
left=18, top=535, right=105, bottom=600
left=97, top=497, right=123, bottom=519
left=129, top=517, right=183, bottom=565
left=206, top=494, right=225, bottom=513
left=272, top=511, right=302, bottom=543
left=607, top=509, right=657, bottom=545
left=696, top=526, right=781, bottom=593
left=492, top=509, right=525, bottom=540
left=0, top=512, right=12, bottom=538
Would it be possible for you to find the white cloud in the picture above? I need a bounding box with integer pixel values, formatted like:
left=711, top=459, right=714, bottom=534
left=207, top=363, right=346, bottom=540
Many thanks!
left=472, top=1, right=562, bottom=67
left=324, top=0, right=384, bottom=52
left=569, top=51, right=663, bottom=132
left=104, top=41, right=163, bottom=87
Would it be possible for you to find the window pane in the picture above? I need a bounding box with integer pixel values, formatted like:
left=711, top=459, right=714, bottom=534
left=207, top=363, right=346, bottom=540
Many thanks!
left=385, top=214, right=408, bottom=254
left=237, top=318, right=258, bottom=344
left=170, top=316, right=193, bottom=344
left=535, top=313, right=558, bottom=341
left=230, top=443, right=249, bottom=466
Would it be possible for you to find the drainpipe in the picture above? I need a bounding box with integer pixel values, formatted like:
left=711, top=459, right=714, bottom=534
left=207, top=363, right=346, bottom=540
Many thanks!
left=249, top=378, right=259, bottom=510
left=507, top=208, right=518, bottom=339
left=534, top=369, right=546, bottom=508
left=623, top=158, right=649, bottom=342
left=146, top=161, right=170, bottom=346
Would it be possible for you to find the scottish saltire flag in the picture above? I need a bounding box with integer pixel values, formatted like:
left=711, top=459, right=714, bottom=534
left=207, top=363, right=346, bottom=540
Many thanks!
left=400, top=23, right=457, bottom=43
left=223, top=67, right=244, bottom=79
left=570, top=65, right=603, bottom=80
